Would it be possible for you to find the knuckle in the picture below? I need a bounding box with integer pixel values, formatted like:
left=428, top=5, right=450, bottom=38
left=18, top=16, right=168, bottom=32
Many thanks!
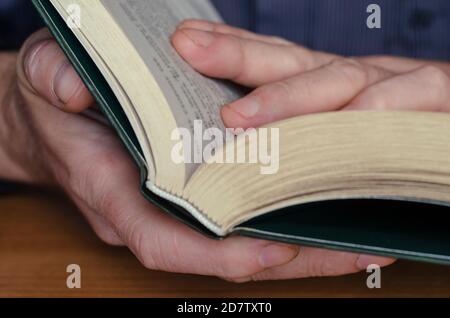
left=416, top=65, right=450, bottom=102
left=307, top=256, right=338, bottom=277
left=274, top=80, right=295, bottom=101
left=256, top=80, right=295, bottom=106
left=213, top=241, right=262, bottom=281
left=216, top=257, right=252, bottom=281
left=131, top=223, right=178, bottom=272
left=417, top=65, right=449, bottom=86
left=329, top=58, right=369, bottom=86
left=69, top=154, right=119, bottom=212
left=161, top=230, right=185, bottom=272
left=329, top=57, right=362, bottom=70
left=96, top=188, right=119, bottom=219
left=354, top=88, right=388, bottom=110
left=94, top=150, right=126, bottom=173
left=292, top=46, right=318, bottom=71
left=89, top=152, right=124, bottom=185
left=129, top=222, right=159, bottom=270
left=134, top=230, right=157, bottom=270
left=231, top=38, right=252, bottom=83
left=66, top=151, right=131, bottom=221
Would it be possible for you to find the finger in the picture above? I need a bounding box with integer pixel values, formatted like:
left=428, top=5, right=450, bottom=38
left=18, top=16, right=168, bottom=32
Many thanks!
left=238, top=248, right=396, bottom=282
left=222, top=59, right=394, bottom=129
left=17, top=31, right=300, bottom=279
left=84, top=159, right=300, bottom=278
left=47, top=127, right=299, bottom=278
left=360, top=55, right=450, bottom=76
left=178, top=19, right=294, bottom=46
left=346, top=65, right=450, bottom=112
left=18, top=28, right=94, bottom=113
left=40, top=114, right=301, bottom=279
left=171, top=28, right=335, bottom=87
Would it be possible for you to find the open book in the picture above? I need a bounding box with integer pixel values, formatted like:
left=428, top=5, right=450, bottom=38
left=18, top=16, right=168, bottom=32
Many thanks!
left=33, top=0, right=450, bottom=265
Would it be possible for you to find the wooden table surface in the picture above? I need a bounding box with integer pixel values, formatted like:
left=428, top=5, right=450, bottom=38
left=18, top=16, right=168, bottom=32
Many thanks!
left=1, top=189, right=449, bottom=298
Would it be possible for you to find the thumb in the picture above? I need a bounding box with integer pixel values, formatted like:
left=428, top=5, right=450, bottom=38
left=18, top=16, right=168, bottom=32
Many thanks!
left=18, top=28, right=93, bottom=112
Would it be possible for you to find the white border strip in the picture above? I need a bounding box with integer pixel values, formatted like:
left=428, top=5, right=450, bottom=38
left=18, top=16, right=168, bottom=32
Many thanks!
left=146, top=181, right=226, bottom=236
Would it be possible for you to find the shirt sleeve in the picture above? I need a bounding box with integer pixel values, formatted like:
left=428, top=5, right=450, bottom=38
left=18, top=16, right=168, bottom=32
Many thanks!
left=0, top=182, right=13, bottom=194
left=0, top=0, right=43, bottom=50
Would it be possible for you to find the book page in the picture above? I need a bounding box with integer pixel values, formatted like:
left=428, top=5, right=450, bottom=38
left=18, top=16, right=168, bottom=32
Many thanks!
left=101, top=0, right=244, bottom=177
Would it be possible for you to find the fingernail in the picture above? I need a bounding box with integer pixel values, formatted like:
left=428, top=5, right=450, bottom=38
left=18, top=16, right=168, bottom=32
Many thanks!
left=180, top=29, right=215, bottom=48
left=259, top=244, right=299, bottom=268
left=53, top=61, right=82, bottom=104
left=228, top=96, right=261, bottom=118
left=356, top=254, right=380, bottom=270
left=24, top=39, right=52, bottom=83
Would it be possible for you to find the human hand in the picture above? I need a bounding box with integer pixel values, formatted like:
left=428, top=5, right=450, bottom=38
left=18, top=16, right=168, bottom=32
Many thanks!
left=172, top=20, right=450, bottom=130
left=0, top=28, right=395, bottom=282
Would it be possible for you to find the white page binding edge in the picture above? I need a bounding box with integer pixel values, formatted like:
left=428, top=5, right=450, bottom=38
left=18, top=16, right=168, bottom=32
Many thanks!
left=146, top=181, right=226, bottom=236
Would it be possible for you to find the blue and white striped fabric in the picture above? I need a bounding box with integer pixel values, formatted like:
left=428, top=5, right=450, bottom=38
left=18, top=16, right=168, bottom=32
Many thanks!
left=212, top=0, right=450, bottom=60
left=2, top=0, right=450, bottom=57
left=0, top=0, right=43, bottom=50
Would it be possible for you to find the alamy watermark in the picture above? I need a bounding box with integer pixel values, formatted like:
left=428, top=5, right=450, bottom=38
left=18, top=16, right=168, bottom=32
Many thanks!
left=66, top=4, right=82, bottom=29
left=66, top=264, right=81, bottom=289
left=171, top=120, right=280, bottom=175
left=366, top=264, right=381, bottom=289
left=367, top=4, right=382, bottom=29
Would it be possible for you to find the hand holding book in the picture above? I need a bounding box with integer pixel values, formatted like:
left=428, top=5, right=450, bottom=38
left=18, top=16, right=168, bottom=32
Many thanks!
left=11, top=23, right=394, bottom=281
left=172, top=20, right=450, bottom=130
left=14, top=8, right=450, bottom=280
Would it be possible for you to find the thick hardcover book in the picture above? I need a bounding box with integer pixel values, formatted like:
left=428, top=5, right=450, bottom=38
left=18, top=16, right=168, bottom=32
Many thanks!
left=32, top=0, right=450, bottom=265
